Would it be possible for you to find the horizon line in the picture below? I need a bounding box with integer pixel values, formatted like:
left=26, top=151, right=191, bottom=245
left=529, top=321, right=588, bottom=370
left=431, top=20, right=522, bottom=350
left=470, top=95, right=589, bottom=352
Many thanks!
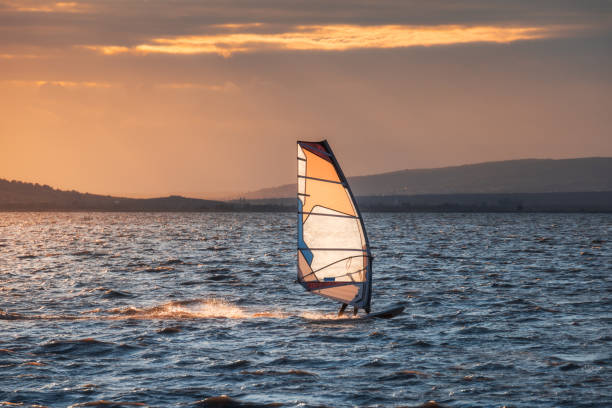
left=2, top=156, right=610, bottom=201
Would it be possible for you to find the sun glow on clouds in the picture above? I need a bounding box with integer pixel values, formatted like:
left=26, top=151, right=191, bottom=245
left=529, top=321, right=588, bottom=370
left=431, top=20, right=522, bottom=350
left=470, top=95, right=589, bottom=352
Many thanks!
left=157, top=81, right=240, bottom=92
left=86, top=24, right=565, bottom=57
left=3, top=80, right=112, bottom=88
left=5, top=1, right=86, bottom=13
left=2, top=80, right=240, bottom=92
left=0, top=54, right=39, bottom=59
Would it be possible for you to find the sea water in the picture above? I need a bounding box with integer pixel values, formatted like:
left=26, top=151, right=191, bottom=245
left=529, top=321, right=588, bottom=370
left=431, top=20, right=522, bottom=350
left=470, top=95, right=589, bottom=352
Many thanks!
left=0, top=212, right=610, bottom=407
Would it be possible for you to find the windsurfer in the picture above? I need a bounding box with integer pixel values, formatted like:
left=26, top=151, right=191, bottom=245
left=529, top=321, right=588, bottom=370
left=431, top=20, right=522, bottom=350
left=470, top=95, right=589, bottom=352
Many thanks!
left=338, top=303, right=367, bottom=316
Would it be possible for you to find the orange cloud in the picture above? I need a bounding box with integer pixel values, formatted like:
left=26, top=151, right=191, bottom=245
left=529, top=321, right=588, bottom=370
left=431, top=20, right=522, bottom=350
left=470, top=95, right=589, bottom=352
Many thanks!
left=4, top=1, right=88, bottom=13
left=82, top=45, right=131, bottom=55
left=156, top=81, right=240, bottom=92
left=84, top=24, right=570, bottom=57
left=2, top=80, right=112, bottom=88
left=0, top=53, right=40, bottom=59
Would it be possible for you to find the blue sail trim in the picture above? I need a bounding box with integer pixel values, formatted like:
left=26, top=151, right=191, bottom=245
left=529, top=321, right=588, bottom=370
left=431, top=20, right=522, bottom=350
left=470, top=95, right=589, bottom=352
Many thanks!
left=297, top=199, right=313, bottom=265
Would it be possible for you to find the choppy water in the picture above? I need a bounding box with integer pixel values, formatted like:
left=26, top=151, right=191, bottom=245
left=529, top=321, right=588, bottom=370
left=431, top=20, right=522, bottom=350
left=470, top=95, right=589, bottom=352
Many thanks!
left=1, top=212, right=610, bottom=408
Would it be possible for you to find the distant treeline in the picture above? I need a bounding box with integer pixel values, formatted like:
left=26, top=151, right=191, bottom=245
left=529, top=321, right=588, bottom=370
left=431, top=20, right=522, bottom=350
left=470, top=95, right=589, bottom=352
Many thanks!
left=240, top=192, right=612, bottom=213
left=1, top=179, right=611, bottom=212
left=0, top=179, right=284, bottom=212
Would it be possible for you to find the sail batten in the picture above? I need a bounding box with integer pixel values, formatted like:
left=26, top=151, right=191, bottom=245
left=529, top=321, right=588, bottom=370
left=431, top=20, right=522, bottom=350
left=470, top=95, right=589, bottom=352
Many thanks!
left=298, top=175, right=346, bottom=185
left=296, top=140, right=372, bottom=310
left=298, top=248, right=367, bottom=251
left=299, top=211, right=359, bottom=219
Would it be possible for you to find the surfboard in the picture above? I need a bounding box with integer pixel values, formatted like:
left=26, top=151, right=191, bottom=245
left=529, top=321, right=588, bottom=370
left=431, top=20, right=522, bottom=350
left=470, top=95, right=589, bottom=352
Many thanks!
left=365, top=305, right=405, bottom=319
left=305, top=305, right=405, bottom=323
left=296, top=140, right=403, bottom=319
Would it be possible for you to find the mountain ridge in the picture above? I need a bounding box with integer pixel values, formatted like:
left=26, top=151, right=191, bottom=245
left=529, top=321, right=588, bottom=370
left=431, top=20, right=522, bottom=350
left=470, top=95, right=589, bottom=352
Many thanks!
left=0, top=179, right=233, bottom=211
left=243, top=157, right=612, bottom=199
left=2, top=157, right=611, bottom=212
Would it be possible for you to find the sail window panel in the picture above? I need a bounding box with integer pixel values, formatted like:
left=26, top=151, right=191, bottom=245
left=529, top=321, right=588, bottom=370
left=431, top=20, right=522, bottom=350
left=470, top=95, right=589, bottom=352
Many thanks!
left=303, top=206, right=362, bottom=249
left=298, top=251, right=316, bottom=282
left=305, top=249, right=366, bottom=282
left=346, top=188, right=367, bottom=250
left=302, top=179, right=355, bottom=218
left=298, top=158, right=306, bottom=177
left=304, top=150, right=341, bottom=183
left=297, top=145, right=306, bottom=160
left=298, top=185, right=305, bottom=205
left=298, top=159, right=306, bottom=202
left=302, top=206, right=367, bottom=282
left=300, top=142, right=332, bottom=162
left=355, top=212, right=367, bottom=250
left=315, top=284, right=360, bottom=304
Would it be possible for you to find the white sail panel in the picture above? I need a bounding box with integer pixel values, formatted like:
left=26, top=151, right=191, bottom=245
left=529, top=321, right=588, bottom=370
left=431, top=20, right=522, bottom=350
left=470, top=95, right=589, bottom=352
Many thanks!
left=303, top=206, right=366, bottom=281
left=297, top=145, right=306, bottom=205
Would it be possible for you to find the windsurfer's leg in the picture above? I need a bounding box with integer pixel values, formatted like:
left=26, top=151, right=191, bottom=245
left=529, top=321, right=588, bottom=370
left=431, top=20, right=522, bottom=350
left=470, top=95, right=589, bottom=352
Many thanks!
left=365, top=306, right=371, bottom=314
left=353, top=306, right=358, bottom=316
left=338, top=303, right=347, bottom=316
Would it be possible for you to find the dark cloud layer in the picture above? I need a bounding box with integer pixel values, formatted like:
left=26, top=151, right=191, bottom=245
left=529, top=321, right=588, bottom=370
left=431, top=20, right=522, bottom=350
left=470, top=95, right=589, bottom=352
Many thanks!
left=0, top=0, right=610, bottom=196
left=1, top=0, right=610, bottom=48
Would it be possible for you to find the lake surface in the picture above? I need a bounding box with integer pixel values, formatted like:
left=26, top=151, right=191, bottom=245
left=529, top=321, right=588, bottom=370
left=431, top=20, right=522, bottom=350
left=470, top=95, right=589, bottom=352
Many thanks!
left=1, top=212, right=610, bottom=407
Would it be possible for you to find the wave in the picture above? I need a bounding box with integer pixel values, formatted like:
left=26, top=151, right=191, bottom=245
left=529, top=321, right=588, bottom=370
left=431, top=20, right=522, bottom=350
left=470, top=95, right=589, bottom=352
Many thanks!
left=379, top=369, right=430, bottom=381
left=37, top=338, right=137, bottom=357
left=298, top=311, right=363, bottom=321
left=107, top=299, right=359, bottom=321
left=1, top=299, right=359, bottom=321
left=240, top=369, right=318, bottom=377
left=108, top=299, right=253, bottom=319
left=194, top=395, right=283, bottom=407
left=68, top=400, right=147, bottom=407
left=102, top=289, right=133, bottom=299
left=0, top=309, right=26, bottom=320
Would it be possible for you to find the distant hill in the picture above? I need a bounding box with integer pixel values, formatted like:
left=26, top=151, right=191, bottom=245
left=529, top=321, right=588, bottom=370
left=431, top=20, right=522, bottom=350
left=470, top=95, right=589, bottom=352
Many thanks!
left=0, top=179, right=233, bottom=211
left=3, top=156, right=611, bottom=212
left=243, top=191, right=612, bottom=213
left=243, top=157, right=612, bottom=199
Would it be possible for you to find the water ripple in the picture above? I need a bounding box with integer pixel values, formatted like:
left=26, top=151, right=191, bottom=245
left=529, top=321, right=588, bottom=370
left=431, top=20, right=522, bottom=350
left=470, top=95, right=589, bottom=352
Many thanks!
left=0, top=212, right=610, bottom=407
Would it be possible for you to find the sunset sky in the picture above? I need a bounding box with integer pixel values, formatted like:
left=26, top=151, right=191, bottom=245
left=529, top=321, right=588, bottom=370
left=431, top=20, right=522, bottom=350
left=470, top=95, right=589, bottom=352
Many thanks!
left=1, top=1, right=611, bottom=198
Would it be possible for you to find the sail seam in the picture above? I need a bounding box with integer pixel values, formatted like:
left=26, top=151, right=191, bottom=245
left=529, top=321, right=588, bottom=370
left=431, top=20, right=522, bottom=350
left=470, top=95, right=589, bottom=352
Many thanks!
left=310, top=204, right=355, bottom=219
left=298, top=247, right=367, bottom=251
left=297, top=175, right=344, bottom=185
left=297, top=142, right=332, bottom=157
left=298, top=211, right=358, bottom=219
left=302, top=261, right=366, bottom=278
left=306, top=282, right=356, bottom=289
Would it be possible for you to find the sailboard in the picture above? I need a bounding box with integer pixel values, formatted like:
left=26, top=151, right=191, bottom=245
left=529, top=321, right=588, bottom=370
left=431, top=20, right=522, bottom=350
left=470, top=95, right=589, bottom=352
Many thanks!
left=296, top=140, right=403, bottom=319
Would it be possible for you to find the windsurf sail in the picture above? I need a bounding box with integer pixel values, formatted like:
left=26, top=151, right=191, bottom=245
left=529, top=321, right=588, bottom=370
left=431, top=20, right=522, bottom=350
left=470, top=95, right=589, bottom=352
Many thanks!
left=297, top=140, right=372, bottom=311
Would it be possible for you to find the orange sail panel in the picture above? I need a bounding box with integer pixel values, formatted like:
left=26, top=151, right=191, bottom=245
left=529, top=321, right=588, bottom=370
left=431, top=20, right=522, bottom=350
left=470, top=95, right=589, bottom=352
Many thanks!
left=297, top=140, right=372, bottom=309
